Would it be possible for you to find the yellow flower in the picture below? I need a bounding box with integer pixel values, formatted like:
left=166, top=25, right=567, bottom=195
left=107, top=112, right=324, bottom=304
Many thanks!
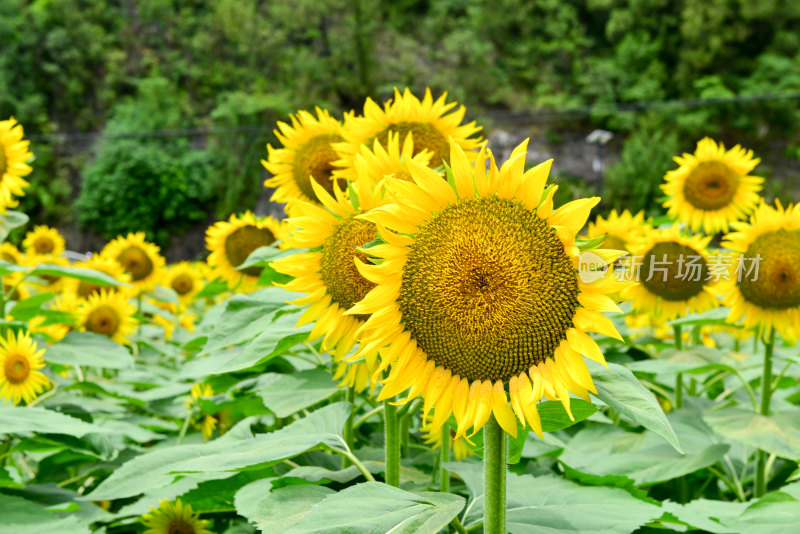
left=22, top=225, right=66, bottom=257
left=163, top=261, right=203, bottom=303
left=29, top=292, right=80, bottom=343
left=63, top=255, right=133, bottom=299
left=141, top=498, right=211, bottom=534
left=350, top=130, right=434, bottom=185
left=661, top=138, right=763, bottom=234
left=0, top=330, right=49, bottom=405
left=0, top=242, right=24, bottom=265
left=621, top=224, right=719, bottom=321
left=186, top=383, right=217, bottom=441
left=584, top=209, right=649, bottom=254
left=421, top=417, right=475, bottom=461
left=333, top=88, right=482, bottom=181
left=0, top=117, right=33, bottom=213
left=78, top=290, right=138, bottom=345
left=206, top=211, right=283, bottom=292
left=101, top=232, right=166, bottom=293
left=349, top=139, right=628, bottom=439
left=721, top=200, right=800, bottom=342
left=272, top=174, right=386, bottom=393
left=262, top=107, right=350, bottom=207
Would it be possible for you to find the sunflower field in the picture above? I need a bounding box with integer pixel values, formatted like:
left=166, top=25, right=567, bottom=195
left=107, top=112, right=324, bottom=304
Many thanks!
left=1, top=88, right=800, bottom=534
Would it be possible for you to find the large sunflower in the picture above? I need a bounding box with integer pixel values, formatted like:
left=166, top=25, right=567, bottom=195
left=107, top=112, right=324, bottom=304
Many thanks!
left=78, top=290, right=138, bottom=345
left=0, top=117, right=33, bottom=213
left=22, top=225, right=66, bottom=257
left=0, top=330, right=49, bottom=405
left=661, top=138, right=763, bottom=234
left=721, top=200, right=800, bottom=342
left=272, top=175, right=386, bottom=392
left=621, top=224, right=719, bottom=321
left=101, top=232, right=166, bottom=293
left=141, top=498, right=211, bottom=534
left=584, top=209, right=649, bottom=254
left=206, top=211, right=283, bottom=291
left=332, top=88, right=482, bottom=181
left=348, top=140, right=628, bottom=439
left=262, top=107, right=350, bottom=206
left=63, top=255, right=132, bottom=299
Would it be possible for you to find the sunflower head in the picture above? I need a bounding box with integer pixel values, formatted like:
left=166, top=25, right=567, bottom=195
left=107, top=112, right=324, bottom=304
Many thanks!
left=584, top=209, right=650, bottom=254
left=141, top=498, right=211, bottom=534
left=722, top=200, right=800, bottom=342
left=332, top=87, right=482, bottom=181
left=661, top=138, right=763, bottom=234
left=206, top=211, right=283, bottom=291
left=0, top=242, right=23, bottom=265
left=352, top=131, right=435, bottom=185
left=22, top=225, right=66, bottom=257
left=64, top=255, right=132, bottom=299
left=0, top=329, right=49, bottom=405
left=420, top=416, right=475, bottom=461
left=79, top=290, right=138, bottom=345
left=349, top=139, right=628, bottom=439
left=0, top=117, right=33, bottom=214
left=164, top=262, right=203, bottom=302
left=101, top=232, right=166, bottom=292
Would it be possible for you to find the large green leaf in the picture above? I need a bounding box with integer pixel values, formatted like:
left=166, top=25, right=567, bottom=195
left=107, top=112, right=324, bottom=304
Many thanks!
left=29, top=263, right=128, bottom=287
left=257, top=368, right=340, bottom=418
left=0, top=406, right=111, bottom=438
left=704, top=406, right=800, bottom=459
left=0, top=494, right=88, bottom=534
left=44, top=331, right=134, bottom=369
left=664, top=493, right=800, bottom=534
left=0, top=210, right=29, bottom=243
left=235, top=481, right=334, bottom=532
left=589, top=361, right=682, bottom=453
left=539, top=399, right=598, bottom=432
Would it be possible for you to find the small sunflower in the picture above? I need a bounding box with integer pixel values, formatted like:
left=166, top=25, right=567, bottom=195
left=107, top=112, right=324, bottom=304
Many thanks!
left=332, top=87, right=482, bottom=181
left=22, top=225, right=66, bottom=257
left=0, top=330, right=49, bottom=405
left=185, top=382, right=218, bottom=440
left=63, top=255, right=132, bottom=299
left=621, top=225, right=719, bottom=322
left=163, top=262, right=203, bottom=303
left=206, top=211, right=283, bottom=292
left=661, top=138, right=763, bottom=234
left=101, top=232, right=166, bottom=293
left=78, top=290, right=137, bottom=345
left=349, top=139, right=628, bottom=439
left=584, top=209, right=650, bottom=254
left=420, top=416, right=475, bottom=462
left=351, top=130, right=434, bottom=184
left=141, top=498, right=211, bottom=534
left=262, top=107, right=351, bottom=206
left=0, top=117, right=33, bottom=213
left=272, top=175, right=385, bottom=393
left=721, top=200, right=800, bottom=342
left=0, top=242, right=24, bottom=265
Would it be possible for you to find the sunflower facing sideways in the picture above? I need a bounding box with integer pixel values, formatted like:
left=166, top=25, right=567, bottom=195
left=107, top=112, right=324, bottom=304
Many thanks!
left=206, top=211, right=283, bottom=292
left=262, top=107, right=351, bottom=207
left=621, top=224, right=719, bottom=322
left=0, top=117, right=33, bottom=213
left=78, top=290, right=138, bottom=345
left=0, top=330, right=50, bottom=405
left=22, top=225, right=66, bottom=257
left=348, top=139, right=629, bottom=439
left=721, top=200, right=800, bottom=342
left=272, top=174, right=387, bottom=392
left=351, top=130, right=434, bottom=184
left=661, top=137, right=763, bottom=234
left=584, top=209, right=650, bottom=255
left=332, top=87, right=482, bottom=181
left=101, top=232, right=166, bottom=293
left=141, top=498, right=211, bottom=534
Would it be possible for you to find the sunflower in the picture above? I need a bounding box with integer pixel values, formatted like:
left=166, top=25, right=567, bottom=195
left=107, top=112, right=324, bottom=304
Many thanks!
left=332, top=87, right=482, bottom=181
left=0, top=117, right=33, bottom=213
left=584, top=209, right=649, bottom=254
left=351, top=130, right=434, bottom=184
left=101, top=232, right=166, bottom=293
left=421, top=416, right=475, bottom=461
left=78, top=290, right=137, bottom=345
left=0, top=242, right=24, bottom=265
left=721, top=200, right=800, bottom=342
left=262, top=107, right=351, bottom=206
left=63, top=255, right=132, bottom=299
left=621, top=224, right=718, bottom=322
left=272, top=175, right=385, bottom=392
left=22, top=225, right=66, bottom=257
left=661, top=138, right=763, bottom=234
left=0, top=330, right=49, bottom=405
left=163, top=261, right=203, bottom=303
left=348, top=139, right=628, bottom=439
left=185, top=382, right=218, bottom=440
left=141, top=498, right=211, bottom=534
left=206, top=211, right=283, bottom=292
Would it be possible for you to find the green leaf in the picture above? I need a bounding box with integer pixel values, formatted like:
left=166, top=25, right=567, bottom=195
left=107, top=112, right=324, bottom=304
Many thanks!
left=0, top=210, right=29, bottom=243
left=539, top=399, right=598, bottom=432
left=257, top=368, right=340, bottom=418
left=589, top=361, right=683, bottom=453
left=0, top=260, right=30, bottom=276
left=29, top=263, right=128, bottom=287
left=285, top=482, right=465, bottom=534
left=0, top=406, right=111, bottom=438
left=575, top=234, right=607, bottom=251
left=44, top=331, right=134, bottom=369
left=235, top=481, right=334, bottom=532
left=704, top=407, right=800, bottom=459
left=661, top=499, right=749, bottom=533
left=667, top=307, right=736, bottom=327
left=194, top=278, right=230, bottom=299
left=150, top=284, right=179, bottom=304
left=0, top=494, right=88, bottom=534
left=237, top=245, right=301, bottom=271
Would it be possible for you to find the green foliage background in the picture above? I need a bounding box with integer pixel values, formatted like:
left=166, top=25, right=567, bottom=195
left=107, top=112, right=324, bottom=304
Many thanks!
left=2, top=0, right=800, bottom=242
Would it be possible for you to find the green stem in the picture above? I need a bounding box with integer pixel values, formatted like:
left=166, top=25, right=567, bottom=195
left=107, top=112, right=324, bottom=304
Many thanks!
left=674, top=325, right=684, bottom=409
left=440, top=425, right=450, bottom=492
left=384, top=400, right=400, bottom=487
left=483, top=416, right=507, bottom=534
left=755, top=329, right=775, bottom=497
left=450, top=517, right=468, bottom=534
left=400, top=412, right=410, bottom=457
left=342, top=387, right=356, bottom=469
left=332, top=448, right=376, bottom=482
left=176, top=413, right=192, bottom=445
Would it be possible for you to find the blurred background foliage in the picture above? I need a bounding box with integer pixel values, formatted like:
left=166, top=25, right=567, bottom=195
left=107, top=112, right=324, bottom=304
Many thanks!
left=2, top=0, right=800, bottom=250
